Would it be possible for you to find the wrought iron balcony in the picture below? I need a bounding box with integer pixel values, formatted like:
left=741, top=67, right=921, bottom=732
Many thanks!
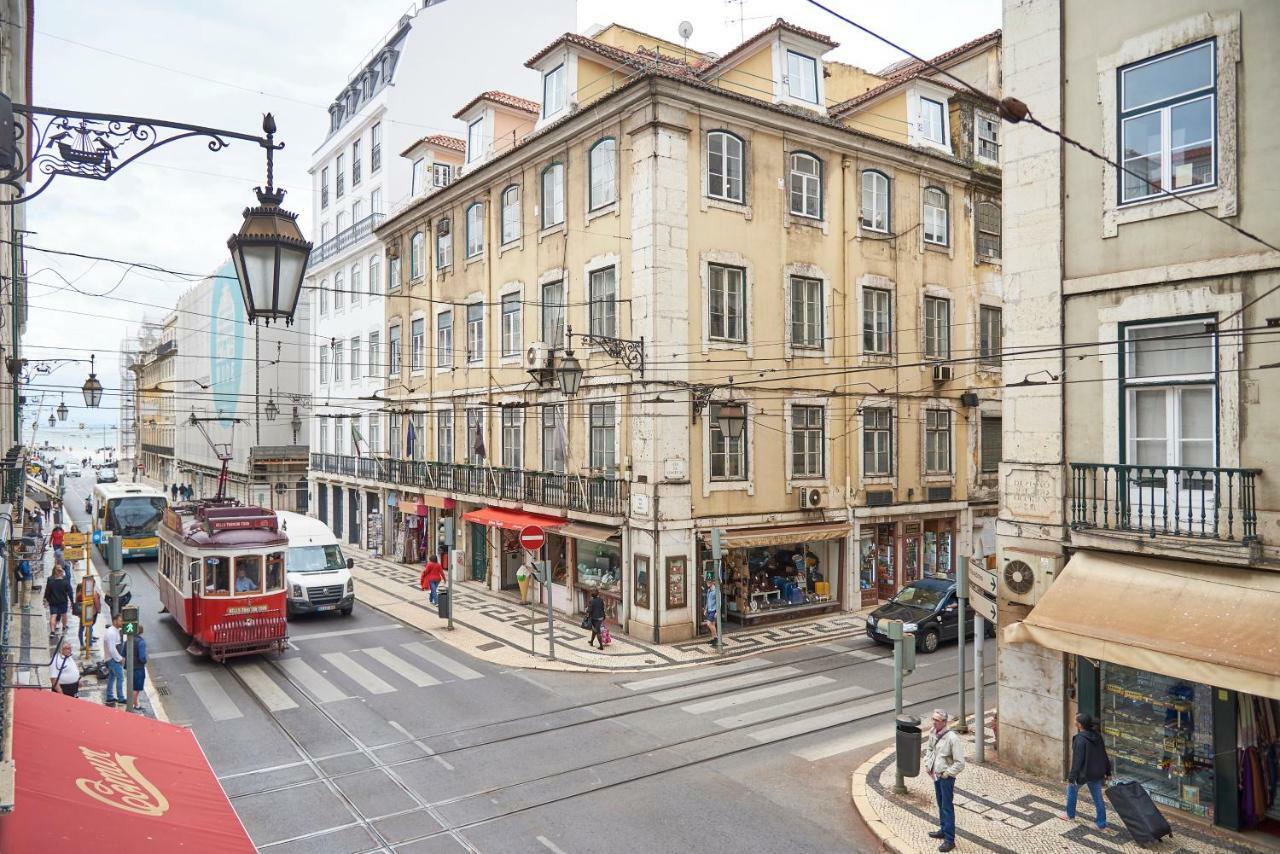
left=1070, top=462, right=1261, bottom=543
left=309, top=453, right=628, bottom=517
left=310, top=212, right=384, bottom=264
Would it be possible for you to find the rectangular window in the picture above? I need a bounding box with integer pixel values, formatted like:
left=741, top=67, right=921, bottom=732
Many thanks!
left=707, top=264, right=745, bottom=343
left=920, top=97, right=946, bottom=144
left=370, top=187, right=382, bottom=216
left=436, top=408, right=453, bottom=462
left=319, top=420, right=328, bottom=455
left=790, top=276, right=823, bottom=349
left=709, top=403, right=747, bottom=480
left=981, top=415, right=1002, bottom=473
left=976, top=202, right=1001, bottom=259
left=319, top=278, right=328, bottom=316
left=501, top=409, right=523, bottom=469
left=975, top=111, right=999, bottom=162
left=410, top=232, right=423, bottom=279
left=467, top=117, right=484, bottom=163
left=589, top=403, right=616, bottom=472
left=319, top=349, right=329, bottom=384
left=336, top=153, right=345, bottom=198
left=1124, top=320, right=1216, bottom=468
left=389, top=413, right=400, bottom=459
left=435, top=311, right=452, bottom=368
left=388, top=324, right=401, bottom=376
left=411, top=158, right=425, bottom=196
left=589, top=139, right=617, bottom=210
left=541, top=163, right=564, bottom=228
left=349, top=263, right=361, bottom=306
left=542, top=64, right=565, bottom=117
left=501, top=293, right=522, bottom=357
left=349, top=337, right=360, bottom=380
left=863, top=287, right=892, bottom=354
left=791, top=405, right=824, bottom=478
left=979, top=305, right=1002, bottom=367
left=860, top=171, right=889, bottom=232
left=501, top=186, right=521, bottom=244
left=368, top=414, right=381, bottom=454
left=351, top=139, right=361, bottom=186
left=433, top=163, right=452, bottom=187
left=786, top=50, right=819, bottom=103
left=370, top=122, right=381, bottom=172
left=336, top=211, right=347, bottom=234
left=466, top=204, right=484, bottom=257
left=466, top=302, right=483, bottom=363
left=367, top=331, right=380, bottom=377
left=1119, top=41, right=1215, bottom=204
left=368, top=256, right=380, bottom=296
left=541, top=281, right=565, bottom=348
left=412, top=412, right=425, bottom=461
left=541, top=404, right=566, bottom=473
left=333, top=270, right=345, bottom=311
left=320, top=166, right=329, bottom=209
left=333, top=341, right=344, bottom=382
left=925, top=409, right=952, bottom=474
left=863, top=408, right=893, bottom=476
left=589, top=267, right=617, bottom=338
left=435, top=223, right=452, bottom=269
left=466, top=409, right=484, bottom=464
left=410, top=318, right=425, bottom=372
left=388, top=255, right=401, bottom=291
left=924, top=296, right=951, bottom=360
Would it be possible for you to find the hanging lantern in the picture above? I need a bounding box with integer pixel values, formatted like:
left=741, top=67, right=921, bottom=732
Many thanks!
left=716, top=400, right=747, bottom=441
left=264, top=397, right=279, bottom=421
left=56, top=399, right=68, bottom=421
left=82, top=354, right=104, bottom=408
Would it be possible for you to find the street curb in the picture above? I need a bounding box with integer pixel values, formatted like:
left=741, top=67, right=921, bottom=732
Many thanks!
left=851, top=745, right=919, bottom=854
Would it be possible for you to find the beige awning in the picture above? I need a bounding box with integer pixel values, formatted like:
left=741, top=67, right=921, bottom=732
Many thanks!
left=714, top=522, right=850, bottom=550
left=1003, top=550, right=1280, bottom=699
left=559, top=521, right=619, bottom=544
left=26, top=478, right=56, bottom=500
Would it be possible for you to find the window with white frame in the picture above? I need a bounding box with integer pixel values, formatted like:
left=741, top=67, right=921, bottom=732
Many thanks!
left=336, top=211, right=347, bottom=237
left=368, top=256, right=380, bottom=296
left=412, top=412, right=425, bottom=460
left=981, top=415, right=1001, bottom=473
left=436, top=220, right=452, bottom=269
left=368, top=414, right=381, bottom=454
left=334, top=417, right=344, bottom=454
left=589, top=403, right=616, bottom=472
left=924, top=296, right=951, bottom=359
left=863, top=407, right=893, bottom=476
left=709, top=403, right=747, bottom=480
left=436, top=408, right=453, bottom=462
left=502, top=408, right=523, bottom=469
left=543, top=64, right=565, bottom=117
left=975, top=111, right=999, bottom=162
left=501, top=185, right=521, bottom=244
left=333, top=341, right=344, bottom=382
left=336, top=152, right=345, bottom=198
left=708, top=263, right=745, bottom=343
left=920, top=97, right=947, bottom=145
left=389, top=412, right=400, bottom=459
left=334, top=270, right=345, bottom=310
left=320, top=166, right=330, bottom=209
left=350, top=337, right=360, bottom=380
left=541, top=281, right=565, bottom=349
left=925, top=409, right=952, bottom=474
left=589, top=267, right=617, bottom=338
left=979, top=305, right=1002, bottom=367
left=388, top=255, right=401, bottom=291
left=410, top=232, right=424, bottom=278
left=789, top=152, right=821, bottom=218
left=790, top=275, right=823, bottom=349
left=707, top=131, right=744, bottom=203
left=370, top=187, right=382, bottom=216
left=1119, top=40, right=1215, bottom=204
left=319, top=278, right=329, bottom=316
left=922, top=186, right=948, bottom=245
left=433, top=163, right=452, bottom=188
left=466, top=302, right=483, bottom=363
left=435, top=312, right=452, bottom=368
left=976, top=201, right=1001, bottom=260
left=410, top=317, right=424, bottom=372
left=370, top=121, right=382, bottom=172
left=351, top=139, right=362, bottom=186
left=367, top=331, right=380, bottom=377
left=791, top=405, right=824, bottom=477
left=1123, top=320, right=1216, bottom=468
left=786, top=50, right=819, bottom=103
left=860, top=170, right=890, bottom=232
left=589, top=138, right=617, bottom=210
left=465, top=203, right=484, bottom=257
left=388, top=323, right=401, bottom=376
left=410, top=158, right=425, bottom=196
left=501, top=293, right=521, bottom=357
left=540, top=163, right=564, bottom=228
left=351, top=199, right=363, bottom=224
left=319, top=420, right=328, bottom=454
left=863, top=287, right=892, bottom=354
left=350, top=262, right=361, bottom=305
left=541, top=404, right=566, bottom=473
left=466, top=117, right=484, bottom=163
left=466, top=409, right=484, bottom=464
left=319, top=348, right=329, bottom=384
left=321, top=221, right=330, bottom=243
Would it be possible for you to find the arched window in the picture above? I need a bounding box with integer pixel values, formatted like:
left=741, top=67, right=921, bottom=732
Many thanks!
left=589, top=138, right=618, bottom=210
left=976, top=201, right=1001, bottom=259
left=541, top=162, right=565, bottom=228
left=860, top=170, right=890, bottom=233
left=465, top=203, right=484, bottom=258
left=409, top=231, right=424, bottom=278
left=707, top=131, right=745, bottom=202
left=435, top=218, right=452, bottom=269
left=501, top=185, right=521, bottom=244
left=789, top=151, right=822, bottom=218
left=922, top=186, right=948, bottom=245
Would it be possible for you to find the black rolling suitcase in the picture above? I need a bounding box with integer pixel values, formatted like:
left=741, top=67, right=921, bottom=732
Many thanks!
left=1106, top=781, right=1173, bottom=846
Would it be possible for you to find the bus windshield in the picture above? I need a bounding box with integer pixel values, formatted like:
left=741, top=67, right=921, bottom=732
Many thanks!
left=287, top=545, right=346, bottom=573
left=106, top=496, right=167, bottom=537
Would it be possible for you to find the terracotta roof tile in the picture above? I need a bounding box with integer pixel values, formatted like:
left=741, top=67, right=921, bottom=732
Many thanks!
left=700, top=18, right=838, bottom=76
left=423, top=134, right=465, bottom=152
left=832, top=29, right=1000, bottom=116
left=452, top=90, right=540, bottom=119
left=524, top=32, right=702, bottom=74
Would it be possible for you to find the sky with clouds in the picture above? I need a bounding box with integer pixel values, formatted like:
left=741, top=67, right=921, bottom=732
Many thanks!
left=23, top=0, right=998, bottom=442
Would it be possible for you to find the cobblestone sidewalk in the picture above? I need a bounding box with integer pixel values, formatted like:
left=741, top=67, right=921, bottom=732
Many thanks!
left=348, top=545, right=877, bottom=672
left=852, top=724, right=1266, bottom=853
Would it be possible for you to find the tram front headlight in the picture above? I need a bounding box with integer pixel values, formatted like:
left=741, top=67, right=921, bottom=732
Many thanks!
left=291, top=583, right=304, bottom=599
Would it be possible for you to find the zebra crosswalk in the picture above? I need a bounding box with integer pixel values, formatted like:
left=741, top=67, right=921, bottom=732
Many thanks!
left=174, top=642, right=489, bottom=722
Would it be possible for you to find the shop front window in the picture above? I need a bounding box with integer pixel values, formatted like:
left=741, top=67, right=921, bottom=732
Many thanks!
left=713, top=538, right=839, bottom=623
left=859, top=523, right=897, bottom=604
left=922, top=518, right=954, bottom=576
left=575, top=540, right=622, bottom=622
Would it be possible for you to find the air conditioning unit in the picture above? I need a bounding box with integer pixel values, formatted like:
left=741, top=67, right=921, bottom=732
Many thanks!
left=798, top=487, right=824, bottom=509
left=932, top=363, right=953, bottom=383
left=525, top=342, right=550, bottom=372
left=998, top=548, right=1062, bottom=606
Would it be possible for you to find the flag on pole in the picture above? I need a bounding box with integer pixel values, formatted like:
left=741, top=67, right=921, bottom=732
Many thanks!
left=351, top=421, right=365, bottom=460
left=405, top=416, right=416, bottom=459
left=472, top=421, right=486, bottom=462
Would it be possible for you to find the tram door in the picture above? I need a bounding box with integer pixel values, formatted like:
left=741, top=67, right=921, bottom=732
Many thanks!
left=190, top=557, right=207, bottom=631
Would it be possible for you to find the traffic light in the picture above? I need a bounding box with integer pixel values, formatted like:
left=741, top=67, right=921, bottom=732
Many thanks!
left=121, top=603, right=140, bottom=636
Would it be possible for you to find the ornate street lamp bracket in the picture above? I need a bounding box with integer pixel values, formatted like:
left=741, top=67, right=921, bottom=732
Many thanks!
left=576, top=333, right=646, bottom=375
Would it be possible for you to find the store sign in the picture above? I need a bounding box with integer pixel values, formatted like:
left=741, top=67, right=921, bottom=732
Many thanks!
left=970, top=589, right=998, bottom=624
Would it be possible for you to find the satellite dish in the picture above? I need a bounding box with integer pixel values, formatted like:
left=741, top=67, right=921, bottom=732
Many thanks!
left=678, top=20, right=694, bottom=41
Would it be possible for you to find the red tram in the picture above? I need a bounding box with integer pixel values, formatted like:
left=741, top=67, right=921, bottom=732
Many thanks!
left=156, top=500, right=289, bottom=661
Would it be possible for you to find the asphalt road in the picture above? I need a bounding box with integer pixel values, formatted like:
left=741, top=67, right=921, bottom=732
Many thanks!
left=61, top=473, right=995, bottom=854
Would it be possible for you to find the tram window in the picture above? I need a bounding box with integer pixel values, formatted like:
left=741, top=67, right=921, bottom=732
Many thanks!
left=235, top=556, right=263, bottom=594
left=204, top=556, right=231, bottom=596
left=266, top=553, right=284, bottom=592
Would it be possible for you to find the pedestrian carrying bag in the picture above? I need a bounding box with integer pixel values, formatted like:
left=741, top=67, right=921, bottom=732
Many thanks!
left=580, top=615, right=592, bottom=629
left=1106, top=780, right=1173, bottom=846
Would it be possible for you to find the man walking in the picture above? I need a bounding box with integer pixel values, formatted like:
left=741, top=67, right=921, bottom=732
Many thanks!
left=420, top=553, right=446, bottom=606
left=923, top=708, right=966, bottom=852
left=44, top=564, right=72, bottom=637
left=102, top=613, right=127, bottom=707
left=170, top=483, right=178, bottom=502
left=585, top=589, right=606, bottom=650
left=703, top=578, right=720, bottom=647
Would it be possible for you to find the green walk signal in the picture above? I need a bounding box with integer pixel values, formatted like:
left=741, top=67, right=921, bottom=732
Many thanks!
left=121, top=604, right=140, bottom=635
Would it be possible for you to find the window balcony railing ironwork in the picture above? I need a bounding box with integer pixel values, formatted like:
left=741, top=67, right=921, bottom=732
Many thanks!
left=1070, top=462, right=1261, bottom=544
left=310, top=212, right=384, bottom=264
left=308, top=453, right=628, bottom=516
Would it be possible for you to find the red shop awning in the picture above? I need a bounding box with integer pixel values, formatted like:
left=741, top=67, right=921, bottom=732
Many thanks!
left=0, top=689, right=254, bottom=853
left=462, top=507, right=566, bottom=532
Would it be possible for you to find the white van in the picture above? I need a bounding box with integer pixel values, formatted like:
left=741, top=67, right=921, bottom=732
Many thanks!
left=276, top=511, right=355, bottom=617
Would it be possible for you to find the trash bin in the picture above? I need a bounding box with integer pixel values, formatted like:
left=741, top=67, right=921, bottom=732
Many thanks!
left=437, top=587, right=450, bottom=619
left=896, top=714, right=922, bottom=778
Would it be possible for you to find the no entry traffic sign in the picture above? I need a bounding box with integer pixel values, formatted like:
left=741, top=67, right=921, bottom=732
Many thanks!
left=518, top=525, right=545, bottom=551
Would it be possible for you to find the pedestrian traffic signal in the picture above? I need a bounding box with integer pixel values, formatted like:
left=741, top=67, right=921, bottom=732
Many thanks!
left=121, top=604, right=140, bottom=635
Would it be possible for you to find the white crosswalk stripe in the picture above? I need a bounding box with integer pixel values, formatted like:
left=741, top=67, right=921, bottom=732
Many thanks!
left=185, top=671, right=244, bottom=721
left=679, top=675, right=834, bottom=715
left=360, top=647, right=441, bottom=687
left=278, top=658, right=350, bottom=704
left=234, top=662, right=298, bottom=712
left=620, top=659, right=769, bottom=692
left=322, top=652, right=396, bottom=695
left=713, top=684, right=872, bottom=729
left=649, top=667, right=803, bottom=703
left=401, top=641, right=483, bottom=681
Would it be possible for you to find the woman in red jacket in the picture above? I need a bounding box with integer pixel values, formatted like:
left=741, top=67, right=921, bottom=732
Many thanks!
left=419, top=554, right=446, bottom=606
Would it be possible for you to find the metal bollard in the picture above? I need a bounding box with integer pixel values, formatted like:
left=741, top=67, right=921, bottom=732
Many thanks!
left=896, top=714, right=923, bottom=778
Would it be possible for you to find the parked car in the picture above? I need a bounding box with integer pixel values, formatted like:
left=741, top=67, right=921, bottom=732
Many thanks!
left=65, top=463, right=82, bottom=477
left=95, top=467, right=117, bottom=483
left=865, top=576, right=995, bottom=654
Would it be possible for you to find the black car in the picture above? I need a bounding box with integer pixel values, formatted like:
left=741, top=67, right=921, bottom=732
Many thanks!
left=865, top=576, right=994, bottom=653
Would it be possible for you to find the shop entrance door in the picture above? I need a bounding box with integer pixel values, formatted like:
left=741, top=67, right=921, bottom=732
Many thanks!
left=874, top=523, right=898, bottom=600
left=469, top=522, right=488, bottom=582
left=318, top=483, right=328, bottom=525
left=348, top=488, right=360, bottom=545
left=922, top=518, right=955, bottom=576
left=332, top=486, right=343, bottom=539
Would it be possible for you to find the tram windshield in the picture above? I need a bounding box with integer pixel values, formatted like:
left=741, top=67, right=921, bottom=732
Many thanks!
left=235, top=556, right=263, bottom=594
left=106, top=496, right=167, bottom=537
left=203, top=556, right=231, bottom=596
left=288, top=544, right=347, bottom=573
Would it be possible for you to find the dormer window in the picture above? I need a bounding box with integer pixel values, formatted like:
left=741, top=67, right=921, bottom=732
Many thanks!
left=467, top=117, right=484, bottom=164
left=543, top=64, right=566, bottom=118
left=786, top=51, right=819, bottom=104
left=920, top=97, right=947, bottom=145
left=411, top=158, right=426, bottom=196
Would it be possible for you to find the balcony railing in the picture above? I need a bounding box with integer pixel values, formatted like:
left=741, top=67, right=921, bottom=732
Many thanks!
left=310, top=212, right=384, bottom=264
left=309, top=453, right=628, bottom=517
left=1070, top=462, right=1261, bottom=543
